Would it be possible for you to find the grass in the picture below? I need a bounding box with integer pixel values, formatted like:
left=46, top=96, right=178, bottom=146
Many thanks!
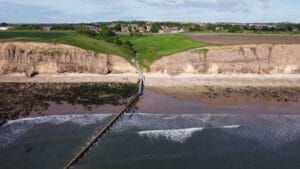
left=52, top=34, right=133, bottom=60
left=0, top=31, right=210, bottom=68
left=0, top=31, right=133, bottom=61
left=0, top=31, right=70, bottom=40
left=120, top=34, right=208, bottom=68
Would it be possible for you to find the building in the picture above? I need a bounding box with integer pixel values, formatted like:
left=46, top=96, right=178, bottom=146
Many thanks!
left=146, top=24, right=152, bottom=32
left=121, top=25, right=129, bottom=32
left=138, top=26, right=145, bottom=33
left=159, top=26, right=185, bottom=34
left=87, top=25, right=101, bottom=33
left=42, top=26, right=52, bottom=32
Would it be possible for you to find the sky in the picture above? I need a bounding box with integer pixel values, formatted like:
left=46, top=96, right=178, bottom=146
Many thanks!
left=0, top=0, right=299, bottom=23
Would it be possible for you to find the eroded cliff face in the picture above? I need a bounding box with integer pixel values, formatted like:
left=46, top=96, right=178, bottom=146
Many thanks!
left=150, top=44, right=300, bottom=75
left=0, top=42, right=136, bottom=76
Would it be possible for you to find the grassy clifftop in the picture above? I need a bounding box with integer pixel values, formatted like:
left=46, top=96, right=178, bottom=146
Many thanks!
left=0, top=31, right=133, bottom=61
left=121, top=34, right=208, bottom=68
left=0, top=31, right=209, bottom=68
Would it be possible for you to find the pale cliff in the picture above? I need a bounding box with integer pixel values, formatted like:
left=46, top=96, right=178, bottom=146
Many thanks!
left=0, top=42, right=136, bottom=76
left=150, top=44, right=300, bottom=75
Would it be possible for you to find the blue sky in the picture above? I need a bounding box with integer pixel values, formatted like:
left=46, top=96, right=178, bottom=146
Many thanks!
left=0, top=0, right=299, bottom=23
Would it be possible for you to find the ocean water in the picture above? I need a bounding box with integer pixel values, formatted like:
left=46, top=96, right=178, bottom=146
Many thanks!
left=1, top=113, right=300, bottom=169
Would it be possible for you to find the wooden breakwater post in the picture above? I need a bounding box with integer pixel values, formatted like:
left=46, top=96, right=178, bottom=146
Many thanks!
left=63, top=79, right=144, bottom=169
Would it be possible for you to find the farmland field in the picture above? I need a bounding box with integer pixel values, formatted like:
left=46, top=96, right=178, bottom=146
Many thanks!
left=0, top=31, right=70, bottom=40
left=186, top=33, right=300, bottom=45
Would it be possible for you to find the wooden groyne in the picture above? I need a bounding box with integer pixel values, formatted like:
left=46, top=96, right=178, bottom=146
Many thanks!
left=63, top=58, right=144, bottom=169
left=63, top=92, right=142, bottom=169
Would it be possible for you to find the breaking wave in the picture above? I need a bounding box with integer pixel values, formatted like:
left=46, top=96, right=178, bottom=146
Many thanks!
left=0, top=114, right=112, bottom=147
left=223, top=125, right=241, bottom=129
left=138, top=128, right=204, bottom=143
left=3, top=114, right=112, bottom=127
left=1, top=113, right=300, bottom=148
left=138, top=125, right=241, bottom=143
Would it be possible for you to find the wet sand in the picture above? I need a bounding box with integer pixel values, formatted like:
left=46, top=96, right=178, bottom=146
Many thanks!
left=23, top=88, right=300, bottom=116
left=29, top=102, right=123, bottom=117
left=1, top=73, right=300, bottom=118
left=137, top=88, right=300, bottom=115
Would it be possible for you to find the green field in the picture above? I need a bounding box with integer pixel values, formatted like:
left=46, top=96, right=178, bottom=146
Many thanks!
left=0, top=31, right=133, bottom=61
left=120, top=34, right=208, bottom=67
left=0, top=31, right=208, bottom=67
left=0, top=31, right=70, bottom=40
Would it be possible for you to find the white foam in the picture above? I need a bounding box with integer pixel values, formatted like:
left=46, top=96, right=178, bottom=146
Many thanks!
left=4, top=114, right=111, bottom=127
left=0, top=114, right=112, bottom=147
left=138, top=128, right=204, bottom=143
left=223, top=125, right=241, bottom=129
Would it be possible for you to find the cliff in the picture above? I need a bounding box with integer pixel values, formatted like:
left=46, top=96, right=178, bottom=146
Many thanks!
left=0, top=42, right=136, bottom=76
left=150, top=44, right=300, bottom=75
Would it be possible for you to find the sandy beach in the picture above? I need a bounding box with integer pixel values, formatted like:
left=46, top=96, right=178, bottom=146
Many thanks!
left=2, top=73, right=300, bottom=108
left=0, top=73, right=140, bottom=84
left=1, top=73, right=300, bottom=87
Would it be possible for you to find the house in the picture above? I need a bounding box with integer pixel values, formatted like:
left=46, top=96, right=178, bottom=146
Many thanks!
left=107, top=23, right=116, bottom=29
left=128, top=24, right=139, bottom=32
left=215, top=27, right=224, bottom=31
left=87, top=25, right=100, bottom=33
left=42, top=26, right=52, bottom=32
left=159, top=26, right=185, bottom=34
left=121, top=25, right=129, bottom=32
left=138, top=26, right=145, bottom=33
left=146, top=24, right=152, bottom=32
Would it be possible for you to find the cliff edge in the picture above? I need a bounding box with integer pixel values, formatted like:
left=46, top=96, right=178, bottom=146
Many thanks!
left=0, top=42, right=136, bottom=76
left=150, top=44, right=300, bottom=75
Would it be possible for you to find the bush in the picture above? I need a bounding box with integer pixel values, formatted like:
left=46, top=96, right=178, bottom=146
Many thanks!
left=114, top=24, right=122, bottom=32
left=13, top=25, right=42, bottom=30
left=76, top=27, right=98, bottom=37
left=100, top=26, right=116, bottom=37
left=228, top=25, right=242, bottom=33
left=51, top=25, right=75, bottom=30
left=151, top=24, right=160, bottom=33
left=113, top=37, right=123, bottom=46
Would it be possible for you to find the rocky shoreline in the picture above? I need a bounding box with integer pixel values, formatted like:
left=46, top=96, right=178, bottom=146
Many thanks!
left=204, top=86, right=300, bottom=102
left=0, top=82, right=138, bottom=124
left=1, top=73, right=300, bottom=123
left=150, top=85, right=300, bottom=106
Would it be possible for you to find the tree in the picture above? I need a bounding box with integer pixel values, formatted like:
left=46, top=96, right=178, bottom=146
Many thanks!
left=114, top=24, right=122, bottom=32
left=113, top=37, right=122, bottom=46
left=13, top=25, right=42, bottom=30
left=100, top=26, right=116, bottom=37
left=189, top=25, right=206, bottom=32
left=51, top=25, right=74, bottom=30
left=151, top=23, right=160, bottom=33
left=128, top=26, right=133, bottom=32
left=0, top=23, right=8, bottom=26
left=207, top=24, right=216, bottom=31
left=228, top=25, right=242, bottom=33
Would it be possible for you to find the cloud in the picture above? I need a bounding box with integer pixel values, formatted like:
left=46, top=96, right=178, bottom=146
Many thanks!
left=138, top=0, right=269, bottom=11
left=0, top=2, right=63, bottom=23
left=0, top=0, right=299, bottom=23
left=0, top=0, right=137, bottom=23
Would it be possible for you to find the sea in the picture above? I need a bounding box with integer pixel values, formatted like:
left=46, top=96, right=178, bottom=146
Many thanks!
left=0, top=83, right=300, bottom=169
